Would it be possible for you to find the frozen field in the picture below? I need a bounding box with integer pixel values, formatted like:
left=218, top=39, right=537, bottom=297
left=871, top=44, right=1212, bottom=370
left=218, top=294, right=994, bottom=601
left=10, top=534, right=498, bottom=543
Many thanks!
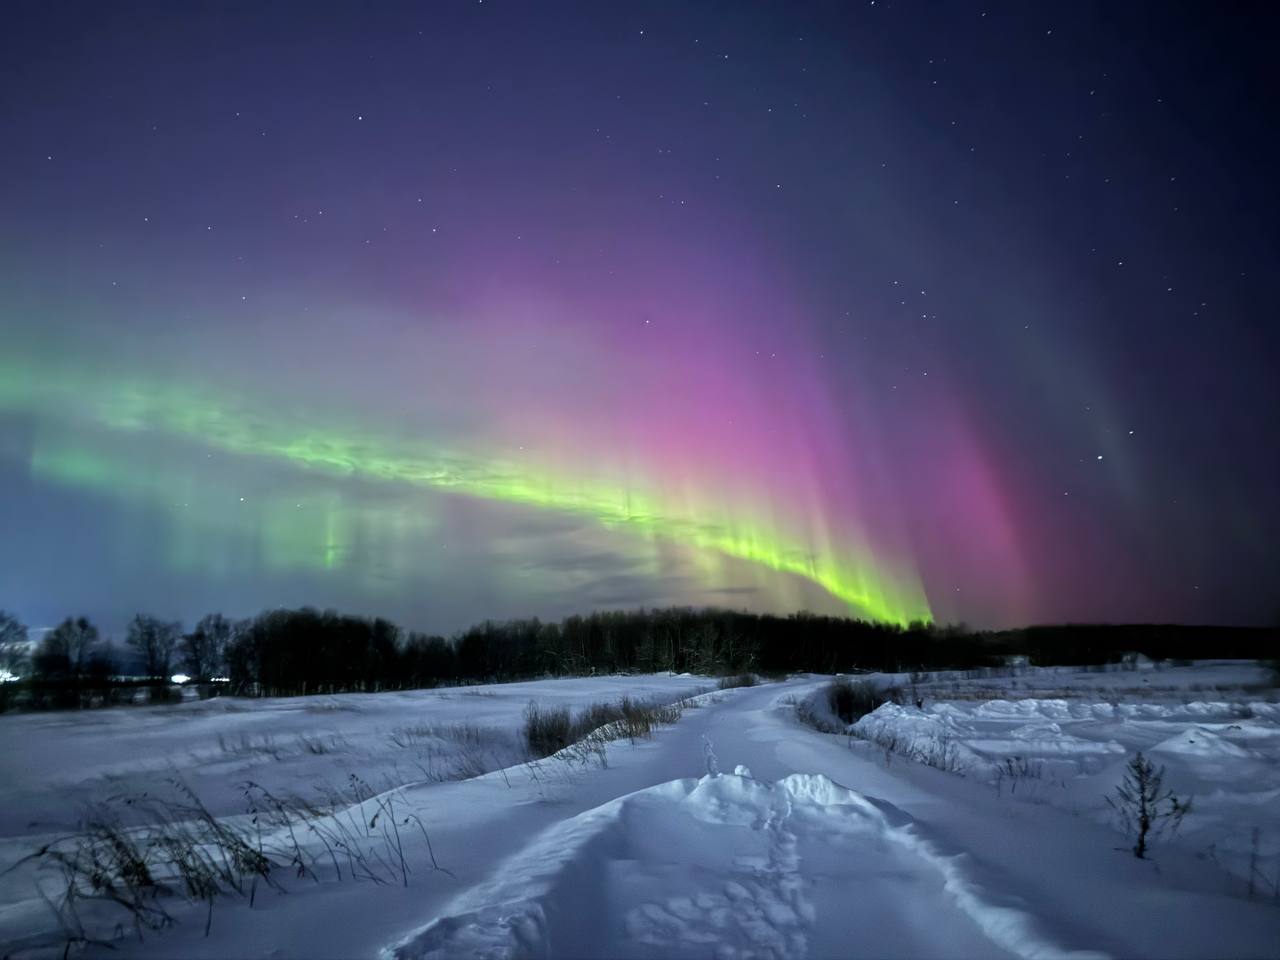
left=1, top=664, right=1277, bottom=958
left=0, top=674, right=713, bottom=840
left=840, top=660, right=1280, bottom=892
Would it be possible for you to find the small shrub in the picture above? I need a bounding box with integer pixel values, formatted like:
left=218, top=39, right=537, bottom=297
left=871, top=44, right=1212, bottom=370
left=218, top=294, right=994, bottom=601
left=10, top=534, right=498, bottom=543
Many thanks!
left=795, top=699, right=842, bottom=733
left=387, top=724, right=434, bottom=748
left=849, top=723, right=963, bottom=774
left=573, top=696, right=681, bottom=741
left=1106, top=751, right=1191, bottom=858
left=522, top=696, right=688, bottom=765
left=917, top=732, right=962, bottom=773
left=717, top=674, right=757, bottom=690
left=993, top=755, right=1044, bottom=796
left=294, top=732, right=347, bottom=755
left=828, top=678, right=898, bottom=724
left=388, top=722, right=492, bottom=752
left=523, top=702, right=572, bottom=758
left=574, top=699, right=626, bottom=735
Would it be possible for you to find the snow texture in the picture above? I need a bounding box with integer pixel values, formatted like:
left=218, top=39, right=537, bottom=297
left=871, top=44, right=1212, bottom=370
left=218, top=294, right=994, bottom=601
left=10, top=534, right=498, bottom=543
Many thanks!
left=1, top=664, right=1277, bottom=958
left=385, top=770, right=1104, bottom=960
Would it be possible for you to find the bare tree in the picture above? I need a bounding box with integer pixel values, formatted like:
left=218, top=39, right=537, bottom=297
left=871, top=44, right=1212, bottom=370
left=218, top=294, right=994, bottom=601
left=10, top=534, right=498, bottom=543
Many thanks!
left=182, top=613, right=231, bottom=681
left=687, top=622, right=719, bottom=674
left=0, top=610, right=29, bottom=678
left=1106, top=751, right=1191, bottom=858
left=0, top=611, right=28, bottom=670
left=38, top=617, right=99, bottom=678
left=127, top=614, right=182, bottom=679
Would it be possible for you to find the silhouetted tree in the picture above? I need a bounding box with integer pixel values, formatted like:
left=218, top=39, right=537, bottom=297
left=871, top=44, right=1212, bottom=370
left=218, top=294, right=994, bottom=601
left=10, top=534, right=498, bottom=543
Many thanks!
left=223, top=618, right=256, bottom=694
left=10, top=601, right=1276, bottom=709
left=182, top=613, right=231, bottom=681
left=1107, top=752, right=1191, bottom=858
left=402, top=632, right=455, bottom=687
left=127, top=614, right=181, bottom=679
left=0, top=610, right=28, bottom=678
left=36, top=616, right=99, bottom=679
left=84, top=642, right=118, bottom=684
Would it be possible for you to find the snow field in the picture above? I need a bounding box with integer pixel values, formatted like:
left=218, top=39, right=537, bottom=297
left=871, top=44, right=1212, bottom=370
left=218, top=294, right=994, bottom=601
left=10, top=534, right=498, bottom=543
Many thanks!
left=0, top=666, right=1276, bottom=958
left=0, top=674, right=713, bottom=839
left=839, top=661, right=1280, bottom=895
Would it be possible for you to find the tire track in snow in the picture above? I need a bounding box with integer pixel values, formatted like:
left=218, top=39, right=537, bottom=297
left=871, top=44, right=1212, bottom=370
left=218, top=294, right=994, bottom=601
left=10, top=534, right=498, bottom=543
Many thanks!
left=623, top=766, right=812, bottom=960
left=382, top=770, right=1102, bottom=960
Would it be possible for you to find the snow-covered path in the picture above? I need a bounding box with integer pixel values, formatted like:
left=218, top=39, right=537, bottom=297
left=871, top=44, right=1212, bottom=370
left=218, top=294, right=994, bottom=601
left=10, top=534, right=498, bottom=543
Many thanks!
left=4, top=677, right=1278, bottom=959
left=386, top=770, right=1030, bottom=960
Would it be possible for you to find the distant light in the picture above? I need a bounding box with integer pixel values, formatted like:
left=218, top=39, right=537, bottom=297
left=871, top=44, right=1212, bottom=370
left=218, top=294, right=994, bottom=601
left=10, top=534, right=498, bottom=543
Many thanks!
left=0, top=669, right=19, bottom=683
left=170, top=673, right=191, bottom=684
left=210, top=676, right=230, bottom=683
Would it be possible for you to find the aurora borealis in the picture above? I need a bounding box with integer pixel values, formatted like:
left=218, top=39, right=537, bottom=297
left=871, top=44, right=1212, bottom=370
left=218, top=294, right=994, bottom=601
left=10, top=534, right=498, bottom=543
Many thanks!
left=1, top=345, right=929, bottom=624
left=2, top=3, right=1278, bottom=635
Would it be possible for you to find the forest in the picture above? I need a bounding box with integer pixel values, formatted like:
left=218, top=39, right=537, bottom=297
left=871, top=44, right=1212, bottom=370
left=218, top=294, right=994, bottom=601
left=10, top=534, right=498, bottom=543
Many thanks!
left=0, top=605, right=1273, bottom=709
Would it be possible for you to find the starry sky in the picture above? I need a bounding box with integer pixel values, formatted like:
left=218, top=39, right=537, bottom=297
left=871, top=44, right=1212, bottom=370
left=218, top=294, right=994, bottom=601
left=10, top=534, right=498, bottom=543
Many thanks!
left=2, top=1, right=1278, bottom=637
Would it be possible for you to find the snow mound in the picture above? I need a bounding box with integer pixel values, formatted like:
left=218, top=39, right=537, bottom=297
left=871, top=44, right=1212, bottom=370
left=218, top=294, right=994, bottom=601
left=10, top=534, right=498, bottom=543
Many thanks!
left=838, top=685, right=1280, bottom=892
left=383, top=771, right=1101, bottom=960
left=849, top=704, right=988, bottom=772
left=975, top=699, right=1076, bottom=721
left=1008, top=720, right=1064, bottom=739
left=850, top=702, right=955, bottom=739
left=1148, top=727, right=1255, bottom=760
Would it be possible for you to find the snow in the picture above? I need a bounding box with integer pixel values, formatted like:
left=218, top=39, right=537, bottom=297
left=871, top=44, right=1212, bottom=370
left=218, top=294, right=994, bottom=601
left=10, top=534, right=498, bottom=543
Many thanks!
left=386, top=771, right=1088, bottom=960
left=1, top=664, right=1278, bottom=958
left=844, top=661, right=1280, bottom=895
left=0, top=674, right=712, bottom=839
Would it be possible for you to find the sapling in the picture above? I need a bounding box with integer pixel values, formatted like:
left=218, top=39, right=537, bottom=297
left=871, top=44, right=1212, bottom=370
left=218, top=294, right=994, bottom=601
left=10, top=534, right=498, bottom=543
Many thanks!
left=1106, top=751, right=1191, bottom=859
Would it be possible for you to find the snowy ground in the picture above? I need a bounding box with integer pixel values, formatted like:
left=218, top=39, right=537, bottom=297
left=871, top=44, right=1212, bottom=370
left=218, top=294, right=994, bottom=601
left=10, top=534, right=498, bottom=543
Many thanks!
left=1, top=665, right=1277, bottom=958
left=840, top=660, right=1280, bottom=895
left=0, top=674, right=712, bottom=839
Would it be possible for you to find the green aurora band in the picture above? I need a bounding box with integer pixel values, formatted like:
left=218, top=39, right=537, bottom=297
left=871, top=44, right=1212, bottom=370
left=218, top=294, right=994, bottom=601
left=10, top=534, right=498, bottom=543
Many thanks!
left=1, top=356, right=933, bottom=625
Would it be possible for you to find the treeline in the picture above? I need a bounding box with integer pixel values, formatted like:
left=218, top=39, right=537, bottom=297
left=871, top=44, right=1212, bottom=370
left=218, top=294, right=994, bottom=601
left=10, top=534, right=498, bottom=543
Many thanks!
left=986, top=623, right=1278, bottom=666
left=0, top=610, right=236, bottom=709
left=236, top=608, right=1010, bottom=696
left=0, top=606, right=1275, bottom=709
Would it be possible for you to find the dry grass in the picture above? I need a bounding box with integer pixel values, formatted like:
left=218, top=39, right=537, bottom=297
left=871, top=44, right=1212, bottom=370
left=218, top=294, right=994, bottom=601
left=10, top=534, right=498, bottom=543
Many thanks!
left=6, top=774, right=446, bottom=952
left=523, top=694, right=693, bottom=761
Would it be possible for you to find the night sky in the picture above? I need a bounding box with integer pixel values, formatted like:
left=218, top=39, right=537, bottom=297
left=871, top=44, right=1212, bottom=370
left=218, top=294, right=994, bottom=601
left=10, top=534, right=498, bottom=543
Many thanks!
left=2, top=2, right=1277, bottom=637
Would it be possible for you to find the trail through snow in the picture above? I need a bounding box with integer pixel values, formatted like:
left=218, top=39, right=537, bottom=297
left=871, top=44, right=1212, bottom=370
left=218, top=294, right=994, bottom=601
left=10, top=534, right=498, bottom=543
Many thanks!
left=375, top=679, right=1277, bottom=959
left=385, top=764, right=1112, bottom=960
